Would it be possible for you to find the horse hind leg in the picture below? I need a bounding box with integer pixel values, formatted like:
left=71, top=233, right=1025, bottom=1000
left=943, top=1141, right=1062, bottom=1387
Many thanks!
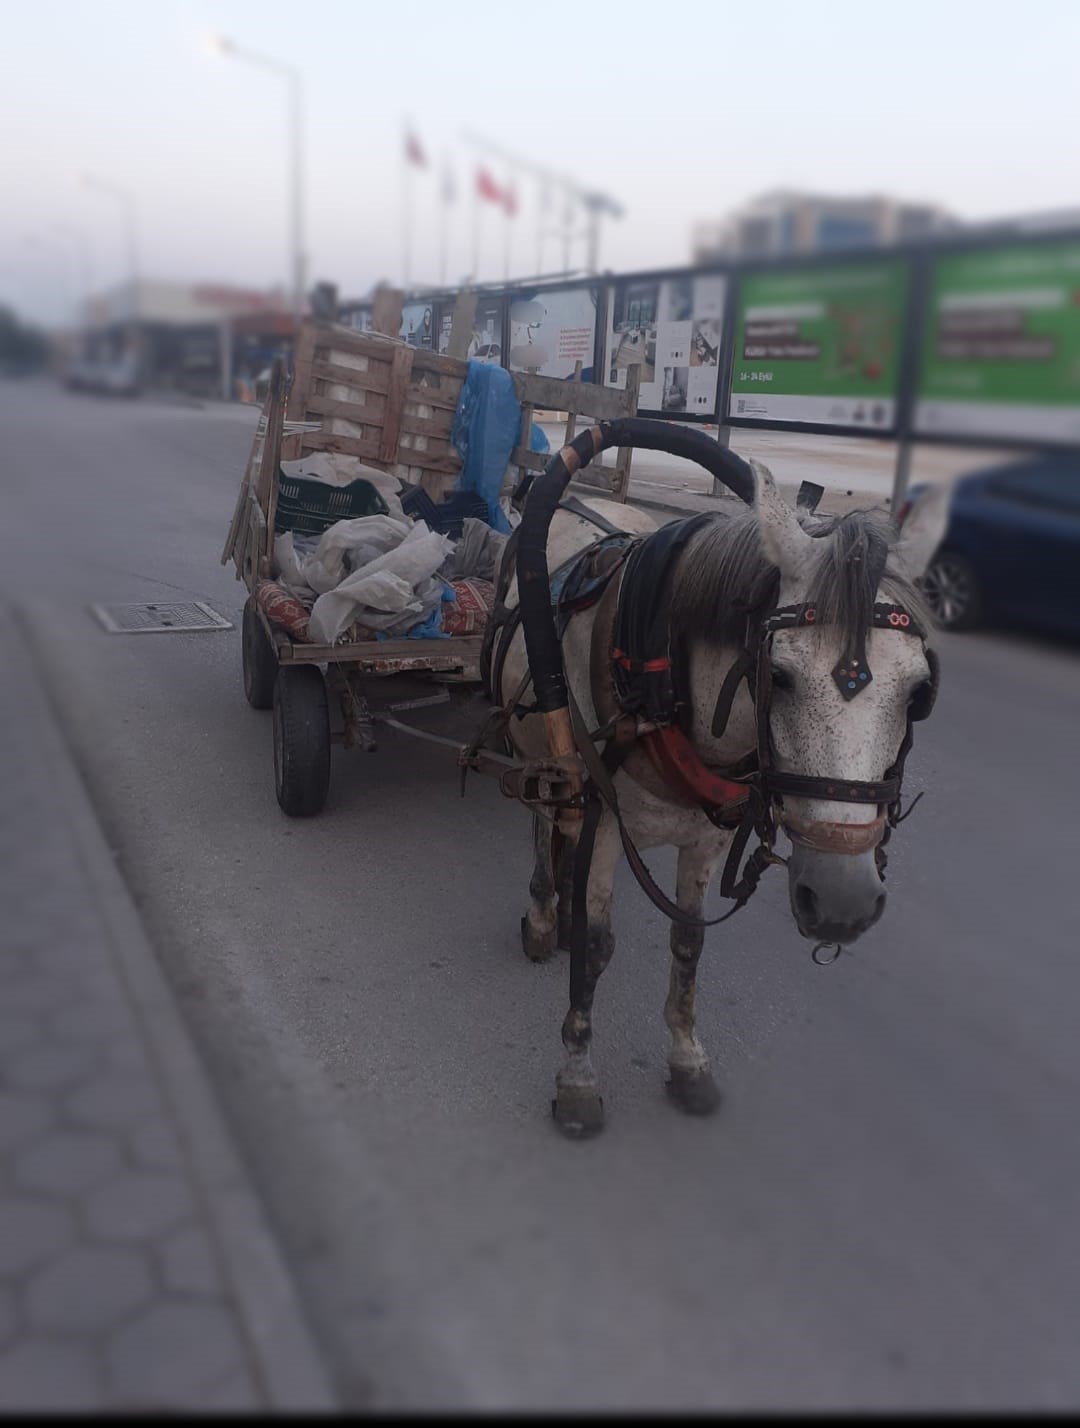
left=522, top=813, right=557, bottom=962
left=553, top=813, right=620, bottom=1138
left=665, top=841, right=723, bottom=1116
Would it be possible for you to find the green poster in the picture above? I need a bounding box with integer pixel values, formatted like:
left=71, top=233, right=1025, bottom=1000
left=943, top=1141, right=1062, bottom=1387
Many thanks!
left=728, top=260, right=908, bottom=429
left=915, top=240, right=1080, bottom=442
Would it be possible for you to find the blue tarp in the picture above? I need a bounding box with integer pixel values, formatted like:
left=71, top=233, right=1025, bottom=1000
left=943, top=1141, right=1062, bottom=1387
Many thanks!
left=450, top=361, right=549, bottom=534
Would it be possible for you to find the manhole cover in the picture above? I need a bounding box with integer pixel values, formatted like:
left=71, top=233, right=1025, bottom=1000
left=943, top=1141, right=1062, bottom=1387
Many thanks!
left=91, top=601, right=233, bottom=634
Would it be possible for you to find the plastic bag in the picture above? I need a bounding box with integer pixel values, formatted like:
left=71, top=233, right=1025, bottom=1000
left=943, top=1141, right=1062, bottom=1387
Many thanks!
left=303, top=515, right=411, bottom=595
left=307, top=521, right=454, bottom=644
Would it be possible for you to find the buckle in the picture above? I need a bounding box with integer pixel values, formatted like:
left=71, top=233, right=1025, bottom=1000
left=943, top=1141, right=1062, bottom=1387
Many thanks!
left=499, top=756, right=585, bottom=812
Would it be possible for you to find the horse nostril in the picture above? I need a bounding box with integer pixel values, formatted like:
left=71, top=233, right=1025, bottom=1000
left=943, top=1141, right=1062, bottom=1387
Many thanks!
left=795, top=882, right=819, bottom=925
left=871, top=893, right=886, bottom=924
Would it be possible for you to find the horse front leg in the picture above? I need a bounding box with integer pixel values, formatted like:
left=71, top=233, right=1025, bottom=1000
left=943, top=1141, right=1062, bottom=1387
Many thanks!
left=521, top=812, right=557, bottom=962
left=553, top=811, right=620, bottom=1138
left=665, top=839, right=724, bottom=1115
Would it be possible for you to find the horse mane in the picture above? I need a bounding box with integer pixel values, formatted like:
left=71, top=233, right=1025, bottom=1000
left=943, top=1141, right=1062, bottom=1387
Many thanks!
left=668, top=506, right=936, bottom=648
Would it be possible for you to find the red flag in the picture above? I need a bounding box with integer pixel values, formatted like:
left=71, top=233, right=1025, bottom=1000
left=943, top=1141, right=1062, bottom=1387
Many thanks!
left=502, top=182, right=518, bottom=218
left=476, top=167, right=505, bottom=206
left=405, top=130, right=427, bottom=167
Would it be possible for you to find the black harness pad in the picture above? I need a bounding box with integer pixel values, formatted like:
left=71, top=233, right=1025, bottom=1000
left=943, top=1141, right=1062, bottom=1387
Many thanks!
left=611, top=514, right=715, bottom=726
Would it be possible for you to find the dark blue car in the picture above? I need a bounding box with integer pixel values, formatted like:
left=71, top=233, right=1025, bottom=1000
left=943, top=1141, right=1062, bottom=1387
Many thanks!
left=900, top=456, right=1080, bottom=638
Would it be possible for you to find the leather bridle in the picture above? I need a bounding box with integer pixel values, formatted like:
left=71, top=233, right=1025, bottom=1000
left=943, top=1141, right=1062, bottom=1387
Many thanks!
left=723, top=596, right=939, bottom=896
left=693, top=584, right=940, bottom=922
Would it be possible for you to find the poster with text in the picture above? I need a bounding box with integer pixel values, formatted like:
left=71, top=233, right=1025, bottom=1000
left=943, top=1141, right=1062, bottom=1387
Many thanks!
left=437, top=297, right=504, bottom=363
left=605, top=274, right=726, bottom=418
left=914, top=240, right=1080, bottom=444
left=727, top=261, right=908, bottom=430
left=400, top=302, right=435, bottom=348
left=508, top=287, right=598, bottom=381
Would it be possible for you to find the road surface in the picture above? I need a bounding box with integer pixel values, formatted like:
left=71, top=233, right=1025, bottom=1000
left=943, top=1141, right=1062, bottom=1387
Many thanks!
left=2, top=380, right=1078, bottom=1409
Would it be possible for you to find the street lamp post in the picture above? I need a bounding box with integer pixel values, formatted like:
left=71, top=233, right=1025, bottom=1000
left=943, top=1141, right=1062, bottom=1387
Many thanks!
left=83, top=175, right=139, bottom=319
left=53, top=223, right=93, bottom=328
left=211, top=35, right=305, bottom=322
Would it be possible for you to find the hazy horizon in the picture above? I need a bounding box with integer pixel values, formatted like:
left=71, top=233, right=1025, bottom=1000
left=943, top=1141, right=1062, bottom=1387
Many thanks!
left=3, top=0, right=1077, bottom=326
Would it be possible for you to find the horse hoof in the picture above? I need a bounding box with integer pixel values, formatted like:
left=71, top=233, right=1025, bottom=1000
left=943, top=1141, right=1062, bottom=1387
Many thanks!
left=521, top=916, right=555, bottom=963
left=551, top=1088, right=605, bottom=1139
left=666, top=1066, right=721, bottom=1116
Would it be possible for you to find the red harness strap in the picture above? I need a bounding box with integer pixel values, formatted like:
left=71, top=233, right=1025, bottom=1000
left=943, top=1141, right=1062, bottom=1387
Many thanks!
left=640, top=725, right=749, bottom=818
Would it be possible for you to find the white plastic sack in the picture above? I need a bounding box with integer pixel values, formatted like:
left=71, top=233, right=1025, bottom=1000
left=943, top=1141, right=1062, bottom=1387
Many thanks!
left=307, top=521, right=454, bottom=644
left=272, top=531, right=315, bottom=595
left=303, top=515, right=411, bottom=595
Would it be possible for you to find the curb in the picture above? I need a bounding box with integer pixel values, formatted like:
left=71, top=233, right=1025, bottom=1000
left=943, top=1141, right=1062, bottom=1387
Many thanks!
left=6, top=606, right=339, bottom=1411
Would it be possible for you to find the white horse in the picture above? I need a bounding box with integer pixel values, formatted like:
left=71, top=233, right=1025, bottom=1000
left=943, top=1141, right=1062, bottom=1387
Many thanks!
left=497, top=460, right=948, bottom=1135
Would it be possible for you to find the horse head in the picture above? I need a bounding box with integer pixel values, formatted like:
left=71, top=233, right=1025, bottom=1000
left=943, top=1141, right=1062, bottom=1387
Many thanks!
left=751, top=460, right=949, bottom=945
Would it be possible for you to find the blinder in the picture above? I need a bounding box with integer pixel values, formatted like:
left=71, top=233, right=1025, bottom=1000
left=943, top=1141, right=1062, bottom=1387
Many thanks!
left=910, top=645, right=940, bottom=723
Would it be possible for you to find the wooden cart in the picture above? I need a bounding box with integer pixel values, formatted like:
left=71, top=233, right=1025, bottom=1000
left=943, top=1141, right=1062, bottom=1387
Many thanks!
left=221, top=305, right=639, bottom=816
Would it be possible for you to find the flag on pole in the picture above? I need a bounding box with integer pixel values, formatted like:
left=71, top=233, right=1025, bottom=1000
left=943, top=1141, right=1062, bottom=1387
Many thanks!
left=502, top=182, right=518, bottom=218
left=405, top=129, right=427, bottom=167
left=476, top=167, right=505, bottom=206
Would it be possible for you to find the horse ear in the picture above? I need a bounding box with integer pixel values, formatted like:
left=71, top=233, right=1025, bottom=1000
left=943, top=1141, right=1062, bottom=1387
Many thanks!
left=751, top=458, right=813, bottom=578
left=894, top=482, right=951, bottom=581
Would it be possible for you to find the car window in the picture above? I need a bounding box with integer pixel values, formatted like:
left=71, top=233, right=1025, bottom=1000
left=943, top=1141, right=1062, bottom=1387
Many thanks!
left=987, top=468, right=1080, bottom=515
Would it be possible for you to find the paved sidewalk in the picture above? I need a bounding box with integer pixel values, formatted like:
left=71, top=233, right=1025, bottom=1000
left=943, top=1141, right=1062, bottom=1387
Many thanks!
left=0, top=607, right=337, bottom=1410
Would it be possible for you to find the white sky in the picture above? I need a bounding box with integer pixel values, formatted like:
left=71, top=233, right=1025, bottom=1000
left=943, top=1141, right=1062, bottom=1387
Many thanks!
left=2, top=0, right=1077, bottom=325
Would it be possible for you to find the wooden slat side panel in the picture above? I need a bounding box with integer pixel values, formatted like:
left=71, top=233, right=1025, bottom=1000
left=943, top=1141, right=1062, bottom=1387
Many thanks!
left=399, top=406, right=455, bottom=439
left=313, top=358, right=392, bottom=395
left=286, top=325, right=318, bottom=423
left=378, top=345, right=415, bottom=464
left=304, top=392, right=377, bottom=424
left=293, top=430, right=383, bottom=461
left=411, top=349, right=468, bottom=381
left=511, top=371, right=632, bottom=421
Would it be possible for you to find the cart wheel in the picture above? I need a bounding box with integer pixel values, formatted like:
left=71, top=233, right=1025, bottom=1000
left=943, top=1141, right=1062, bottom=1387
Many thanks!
left=242, top=597, right=278, bottom=710
left=273, top=666, right=331, bottom=816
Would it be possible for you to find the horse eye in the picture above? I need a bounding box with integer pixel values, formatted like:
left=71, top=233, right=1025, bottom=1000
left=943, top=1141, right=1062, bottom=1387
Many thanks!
left=770, top=665, right=794, bottom=691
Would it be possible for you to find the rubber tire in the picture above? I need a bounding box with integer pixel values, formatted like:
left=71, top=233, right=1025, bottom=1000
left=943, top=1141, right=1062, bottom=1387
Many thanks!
left=921, top=550, right=983, bottom=632
left=273, top=666, right=331, bottom=817
left=242, top=597, right=278, bottom=710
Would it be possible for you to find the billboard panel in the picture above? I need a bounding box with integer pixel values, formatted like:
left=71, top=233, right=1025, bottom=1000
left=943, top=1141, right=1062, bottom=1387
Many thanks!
left=508, top=286, right=598, bottom=381
left=727, top=259, right=908, bottom=431
left=605, top=273, right=726, bottom=419
left=914, top=239, right=1080, bottom=444
left=437, top=296, right=504, bottom=364
left=400, top=301, right=435, bottom=348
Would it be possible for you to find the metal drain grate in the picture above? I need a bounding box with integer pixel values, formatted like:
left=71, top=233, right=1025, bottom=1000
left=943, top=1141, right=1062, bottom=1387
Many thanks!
left=91, top=601, right=233, bottom=634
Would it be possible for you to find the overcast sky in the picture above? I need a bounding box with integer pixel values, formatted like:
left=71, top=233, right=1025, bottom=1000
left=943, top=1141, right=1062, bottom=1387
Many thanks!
left=3, top=0, right=1076, bottom=325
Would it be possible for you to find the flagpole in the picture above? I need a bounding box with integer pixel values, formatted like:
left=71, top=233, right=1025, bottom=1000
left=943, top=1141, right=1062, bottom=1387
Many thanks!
left=402, top=123, right=412, bottom=288
left=439, top=155, right=449, bottom=286
left=472, top=176, right=480, bottom=281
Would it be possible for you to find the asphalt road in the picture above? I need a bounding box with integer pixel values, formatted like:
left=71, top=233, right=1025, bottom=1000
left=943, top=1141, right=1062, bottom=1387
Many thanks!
left=3, top=380, right=1079, bottom=1410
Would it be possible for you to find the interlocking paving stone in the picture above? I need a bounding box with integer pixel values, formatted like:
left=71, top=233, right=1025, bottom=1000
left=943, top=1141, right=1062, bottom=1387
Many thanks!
left=0, top=1198, right=74, bottom=1276
left=159, top=1224, right=222, bottom=1297
left=0, top=1339, right=104, bottom=1410
left=106, top=1302, right=246, bottom=1405
left=0, top=1091, right=54, bottom=1155
left=14, top=1129, right=123, bottom=1197
left=25, top=1246, right=153, bottom=1334
left=83, top=1169, right=194, bottom=1243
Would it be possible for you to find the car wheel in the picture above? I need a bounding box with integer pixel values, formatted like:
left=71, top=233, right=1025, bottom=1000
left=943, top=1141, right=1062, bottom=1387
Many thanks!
left=921, top=551, right=983, bottom=631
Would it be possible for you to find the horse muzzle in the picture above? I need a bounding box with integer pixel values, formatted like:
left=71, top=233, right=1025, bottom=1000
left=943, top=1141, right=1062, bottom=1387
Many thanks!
left=785, top=833, right=887, bottom=946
